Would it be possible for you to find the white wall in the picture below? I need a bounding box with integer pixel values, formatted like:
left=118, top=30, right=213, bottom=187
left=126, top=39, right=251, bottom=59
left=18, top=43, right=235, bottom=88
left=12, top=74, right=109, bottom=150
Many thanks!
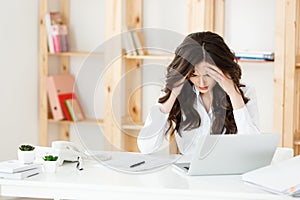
left=0, top=0, right=276, bottom=160
left=224, top=0, right=275, bottom=132
left=0, top=1, right=38, bottom=161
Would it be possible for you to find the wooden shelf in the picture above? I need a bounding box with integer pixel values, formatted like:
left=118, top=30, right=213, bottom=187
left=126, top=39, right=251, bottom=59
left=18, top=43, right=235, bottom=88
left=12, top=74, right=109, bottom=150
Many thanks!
left=294, top=140, right=300, bottom=146
left=48, top=119, right=143, bottom=130
left=124, top=55, right=275, bottom=63
left=124, top=54, right=174, bottom=60
left=48, top=119, right=104, bottom=125
left=122, top=124, right=143, bottom=130
left=48, top=52, right=104, bottom=57
left=121, top=116, right=144, bottom=130
left=237, top=59, right=274, bottom=63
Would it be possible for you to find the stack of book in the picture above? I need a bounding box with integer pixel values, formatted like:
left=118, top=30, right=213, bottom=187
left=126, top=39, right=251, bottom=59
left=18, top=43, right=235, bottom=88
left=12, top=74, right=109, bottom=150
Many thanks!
left=235, top=51, right=274, bottom=61
left=46, top=74, right=86, bottom=121
left=45, top=12, right=70, bottom=53
left=0, top=160, right=42, bottom=180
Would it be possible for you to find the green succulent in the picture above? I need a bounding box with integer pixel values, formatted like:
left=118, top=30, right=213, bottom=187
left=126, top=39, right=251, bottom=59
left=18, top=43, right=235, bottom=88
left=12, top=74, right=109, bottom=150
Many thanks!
left=43, top=155, right=58, bottom=161
left=19, top=145, right=35, bottom=151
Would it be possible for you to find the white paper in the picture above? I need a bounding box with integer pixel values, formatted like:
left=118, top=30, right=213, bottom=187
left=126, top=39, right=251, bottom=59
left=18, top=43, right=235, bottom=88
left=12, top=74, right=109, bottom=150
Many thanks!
left=102, top=153, right=174, bottom=172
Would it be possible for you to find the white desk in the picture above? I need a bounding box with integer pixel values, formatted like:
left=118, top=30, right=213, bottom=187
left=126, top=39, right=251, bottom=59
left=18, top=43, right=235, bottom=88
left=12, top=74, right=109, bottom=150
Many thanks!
left=0, top=152, right=295, bottom=200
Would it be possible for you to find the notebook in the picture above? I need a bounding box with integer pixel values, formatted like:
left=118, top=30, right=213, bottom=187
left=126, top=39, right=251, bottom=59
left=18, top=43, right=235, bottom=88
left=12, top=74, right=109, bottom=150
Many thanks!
left=173, top=133, right=280, bottom=176
left=0, top=160, right=42, bottom=173
left=242, top=155, right=300, bottom=196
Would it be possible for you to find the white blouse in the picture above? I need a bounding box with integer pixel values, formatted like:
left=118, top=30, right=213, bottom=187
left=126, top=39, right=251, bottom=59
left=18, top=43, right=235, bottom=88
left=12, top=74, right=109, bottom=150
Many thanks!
left=137, top=85, right=261, bottom=155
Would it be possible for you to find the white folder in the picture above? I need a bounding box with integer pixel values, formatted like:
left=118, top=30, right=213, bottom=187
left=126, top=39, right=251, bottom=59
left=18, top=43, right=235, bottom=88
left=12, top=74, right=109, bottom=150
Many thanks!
left=242, top=155, right=300, bottom=196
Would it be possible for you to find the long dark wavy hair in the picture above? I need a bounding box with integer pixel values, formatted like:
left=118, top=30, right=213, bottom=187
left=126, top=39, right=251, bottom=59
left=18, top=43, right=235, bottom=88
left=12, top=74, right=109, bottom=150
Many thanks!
left=159, top=31, right=249, bottom=136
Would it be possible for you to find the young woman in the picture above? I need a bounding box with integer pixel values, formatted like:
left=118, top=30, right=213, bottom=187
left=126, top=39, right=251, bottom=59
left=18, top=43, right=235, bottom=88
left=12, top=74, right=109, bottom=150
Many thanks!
left=137, top=31, right=260, bottom=155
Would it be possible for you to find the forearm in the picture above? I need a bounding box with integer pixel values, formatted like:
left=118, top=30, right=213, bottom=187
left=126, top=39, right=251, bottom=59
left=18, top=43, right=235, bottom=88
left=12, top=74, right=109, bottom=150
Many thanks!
left=138, top=104, right=169, bottom=154
left=233, top=106, right=260, bottom=134
left=232, top=86, right=261, bottom=134
left=229, top=90, right=245, bottom=110
left=160, top=93, right=177, bottom=114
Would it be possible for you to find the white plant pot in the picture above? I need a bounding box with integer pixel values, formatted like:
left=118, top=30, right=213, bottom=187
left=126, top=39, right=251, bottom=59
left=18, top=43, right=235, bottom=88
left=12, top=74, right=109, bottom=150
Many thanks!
left=43, top=161, right=58, bottom=173
left=18, top=150, right=35, bottom=164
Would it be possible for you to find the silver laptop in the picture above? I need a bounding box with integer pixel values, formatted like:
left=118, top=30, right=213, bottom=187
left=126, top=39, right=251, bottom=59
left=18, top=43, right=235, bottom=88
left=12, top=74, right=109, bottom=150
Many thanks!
left=173, top=133, right=281, bottom=176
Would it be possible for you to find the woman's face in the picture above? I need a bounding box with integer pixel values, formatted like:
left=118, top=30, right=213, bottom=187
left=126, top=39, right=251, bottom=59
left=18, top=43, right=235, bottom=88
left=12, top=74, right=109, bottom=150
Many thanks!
left=188, top=61, right=217, bottom=94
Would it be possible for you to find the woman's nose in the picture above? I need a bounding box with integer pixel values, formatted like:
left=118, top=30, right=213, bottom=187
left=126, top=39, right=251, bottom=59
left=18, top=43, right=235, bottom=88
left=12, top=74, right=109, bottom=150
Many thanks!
left=199, top=76, right=206, bottom=86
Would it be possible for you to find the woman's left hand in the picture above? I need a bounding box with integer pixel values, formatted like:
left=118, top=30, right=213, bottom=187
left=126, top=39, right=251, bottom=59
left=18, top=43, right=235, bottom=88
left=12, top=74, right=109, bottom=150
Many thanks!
left=205, top=65, right=238, bottom=96
left=206, top=65, right=245, bottom=110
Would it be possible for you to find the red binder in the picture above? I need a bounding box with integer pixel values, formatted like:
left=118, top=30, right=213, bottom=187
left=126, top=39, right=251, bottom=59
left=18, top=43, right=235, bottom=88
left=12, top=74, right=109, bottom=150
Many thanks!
left=58, top=93, right=85, bottom=121
left=46, top=74, right=75, bottom=120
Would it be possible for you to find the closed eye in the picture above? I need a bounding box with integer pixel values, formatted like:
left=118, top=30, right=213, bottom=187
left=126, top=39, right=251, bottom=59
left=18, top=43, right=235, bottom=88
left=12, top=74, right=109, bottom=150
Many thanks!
left=188, top=73, right=198, bottom=78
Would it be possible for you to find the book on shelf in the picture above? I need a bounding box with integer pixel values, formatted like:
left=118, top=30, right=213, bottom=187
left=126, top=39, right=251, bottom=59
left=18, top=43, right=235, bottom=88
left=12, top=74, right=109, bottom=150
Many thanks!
left=123, top=28, right=148, bottom=56
left=242, top=155, right=300, bottom=197
left=45, top=12, right=70, bottom=53
left=58, top=24, right=69, bottom=52
left=65, top=99, right=85, bottom=121
left=51, top=24, right=61, bottom=53
left=0, top=160, right=42, bottom=174
left=136, top=30, right=148, bottom=55
left=58, top=93, right=86, bottom=122
left=123, top=29, right=137, bottom=56
left=131, top=31, right=144, bottom=55
left=235, top=51, right=274, bottom=61
left=45, top=12, right=61, bottom=53
left=46, top=74, right=76, bottom=120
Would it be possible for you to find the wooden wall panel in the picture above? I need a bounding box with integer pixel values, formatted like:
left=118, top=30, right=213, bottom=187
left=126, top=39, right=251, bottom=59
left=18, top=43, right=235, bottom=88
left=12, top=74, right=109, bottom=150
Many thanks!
left=214, top=0, right=225, bottom=37
left=39, top=0, right=49, bottom=146
left=124, top=0, right=143, bottom=152
left=187, top=0, right=214, bottom=32
left=274, top=0, right=286, bottom=146
left=282, top=0, right=297, bottom=148
left=274, top=0, right=300, bottom=154
left=104, top=0, right=123, bottom=150
left=60, top=0, right=70, bottom=141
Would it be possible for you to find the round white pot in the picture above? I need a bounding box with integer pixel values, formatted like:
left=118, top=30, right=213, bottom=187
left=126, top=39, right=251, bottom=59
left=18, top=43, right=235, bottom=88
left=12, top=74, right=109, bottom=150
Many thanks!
left=43, top=161, right=58, bottom=173
left=18, top=150, right=35, bottom=164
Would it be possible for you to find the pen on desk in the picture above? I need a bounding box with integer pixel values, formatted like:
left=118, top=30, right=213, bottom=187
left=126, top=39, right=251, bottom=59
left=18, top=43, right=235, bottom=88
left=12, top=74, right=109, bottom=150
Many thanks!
left=130, top=161, right=145, bottom=168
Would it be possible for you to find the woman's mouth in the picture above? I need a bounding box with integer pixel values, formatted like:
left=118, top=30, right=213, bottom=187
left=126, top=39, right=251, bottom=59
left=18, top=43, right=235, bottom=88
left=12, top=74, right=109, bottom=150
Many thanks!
left=199, top=86, right=208, bottom=90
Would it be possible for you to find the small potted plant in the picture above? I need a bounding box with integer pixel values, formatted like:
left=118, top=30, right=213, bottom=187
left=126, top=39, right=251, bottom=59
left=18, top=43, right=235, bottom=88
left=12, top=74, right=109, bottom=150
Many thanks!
left=43, top=155, right=59, bottom=173
left=18, top=144, right=35, bottom=164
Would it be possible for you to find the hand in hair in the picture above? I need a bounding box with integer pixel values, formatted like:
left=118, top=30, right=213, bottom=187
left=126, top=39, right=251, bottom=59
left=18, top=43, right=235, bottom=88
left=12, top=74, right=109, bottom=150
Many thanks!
left=160, top=76, right=188, bottom=114
left=206, top=65, right=245, bottom=110
left=205, top=65, right=237, bottom=96
left=171, top=76, right=187, bottom=97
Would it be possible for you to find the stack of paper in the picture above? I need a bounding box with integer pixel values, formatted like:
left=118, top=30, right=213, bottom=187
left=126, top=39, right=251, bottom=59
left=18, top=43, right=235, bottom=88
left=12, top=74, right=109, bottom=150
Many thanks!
left=0, top=160, right=42, bottom=180
left=242, top=155, right=300, bottom=196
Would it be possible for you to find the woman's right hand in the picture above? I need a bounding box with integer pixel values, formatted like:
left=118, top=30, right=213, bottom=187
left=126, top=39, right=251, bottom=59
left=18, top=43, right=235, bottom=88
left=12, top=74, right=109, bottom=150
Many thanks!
left=160, top=76, right=187, bottom=114
left=171, top=77, right=187, bottom=97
